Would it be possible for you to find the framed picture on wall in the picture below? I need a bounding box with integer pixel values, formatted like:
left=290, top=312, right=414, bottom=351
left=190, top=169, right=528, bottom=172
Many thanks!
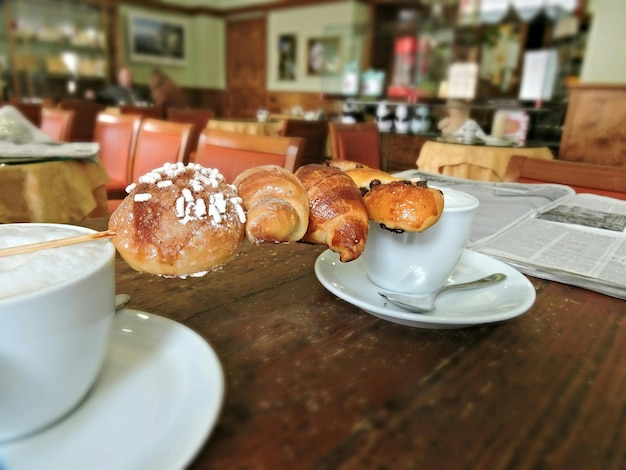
left=127, top=12, right=187, bottom=66
left=306, top=37, right=341, bottom=76
left=278, top=34, right=297, bottom=81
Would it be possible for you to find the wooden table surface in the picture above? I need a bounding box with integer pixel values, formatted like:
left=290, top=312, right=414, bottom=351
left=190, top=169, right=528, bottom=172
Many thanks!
left=84, top=217, right=626, bottom=470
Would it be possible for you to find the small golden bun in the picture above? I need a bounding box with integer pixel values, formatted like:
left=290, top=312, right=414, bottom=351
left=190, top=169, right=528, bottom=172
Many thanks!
left=325, top=160, right=369, bottom=171
left=344, top=168, right=406, bottom=194
left=363, top=181, right=444, bottom=233
left=109, top=162, right=246, bottom=277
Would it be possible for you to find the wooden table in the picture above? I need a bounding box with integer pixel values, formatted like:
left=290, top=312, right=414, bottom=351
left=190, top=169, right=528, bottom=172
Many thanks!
left=83, top=217, right=626, bottom=468
left=417, top=140, right=554, bottom=182
left=0, top=159, right=109, bottom=223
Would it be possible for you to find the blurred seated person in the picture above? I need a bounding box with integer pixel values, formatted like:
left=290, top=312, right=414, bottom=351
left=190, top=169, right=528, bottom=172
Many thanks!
left=149, top=69, right=187, bottom=109
left=85, top=67, right=151, bottom=106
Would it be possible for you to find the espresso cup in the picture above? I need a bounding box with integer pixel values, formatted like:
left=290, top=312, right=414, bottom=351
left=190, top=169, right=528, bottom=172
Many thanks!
left=0, top=223, right=115, bottom=442
left=360, top=187, right=479, bottom=294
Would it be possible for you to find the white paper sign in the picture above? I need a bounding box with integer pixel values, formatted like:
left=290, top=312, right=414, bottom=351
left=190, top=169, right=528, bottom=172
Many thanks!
left=447, top=62, right=479, bottom=100
left=519, top=49, right=558, bottom=101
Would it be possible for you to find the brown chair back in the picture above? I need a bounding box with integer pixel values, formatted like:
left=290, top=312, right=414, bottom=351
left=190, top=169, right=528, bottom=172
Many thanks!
left=119, top=105, right=165, bottom=120
left=167, top=107, right=214, bottom=153
left=328, top=121, right=381, bottom=169
left=93, top=112, right=143, bottom=199
left=130, top=118, right=194, bottom=182
left=194, top=128, right=304, bottom=183
left=280, top=119, right=328, bottom=169
left=504, top=155, right=626, bottom=200
left=5, top=101, right=42, bottom=127
left=40, top=108, right=75, bottom=142
left=59, top=100, right=105, bottom=142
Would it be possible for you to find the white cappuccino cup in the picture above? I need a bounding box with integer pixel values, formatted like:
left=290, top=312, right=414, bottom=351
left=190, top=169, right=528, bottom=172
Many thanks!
left=360, top=187, right=479, bottom=294
left=0, top=224, right=115, bottom=442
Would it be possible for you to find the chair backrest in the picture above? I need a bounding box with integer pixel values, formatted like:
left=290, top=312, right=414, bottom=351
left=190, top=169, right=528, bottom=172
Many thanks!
left=59, top=100, right=105, bottom=142
left=504, top=155, right=626, bottom=200
left=130, top=118, right=194, bottom=181
left=328, top=121, right=381, bottom=169
left=4, top=101, right=42, bottom=127
left=166, top=107, right=214, bottom=153
left=40, top=108, right=75, bottom=142
left=280, top=119, right=329, bottom=168
left=93, top=112, right=143, bottom=194
left=194, top=128, right=304, bottom=183
left=119, top=105, right=165, bottom=120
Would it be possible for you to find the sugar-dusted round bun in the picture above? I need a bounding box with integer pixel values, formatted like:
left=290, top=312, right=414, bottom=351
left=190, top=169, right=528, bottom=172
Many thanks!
left=109, top=162, right=246, bottom=277
left=344, top=168, right=406, bottom=194
left=325, top=160, right=369, bottom=171
left=363, top=180, right=445, bottom=232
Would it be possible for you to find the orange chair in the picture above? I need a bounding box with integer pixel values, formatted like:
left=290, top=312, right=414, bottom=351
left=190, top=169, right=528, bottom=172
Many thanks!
left=59, top=100, right=105, bottom=142
left=504, top=155, right=626, bottom=200
left=93, top=112, right=143, bottom=203
left=167, top=107, right=213, bottom=154
left=40, top=108, right=75, bottom=142
left=280, top=119, right=329, bottom=169
left=130, top=118, right=194, bottom=182
left=194, top=128, right=304, bottom=183
left=328, top=121, right=381, bottom=169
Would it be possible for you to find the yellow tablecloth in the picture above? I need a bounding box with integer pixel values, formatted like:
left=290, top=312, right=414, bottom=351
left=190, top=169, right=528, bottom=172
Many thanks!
left=207, top=118, right=284, bottom=136
left=0, top=159, right=109, bottom=223
left=416, top=140, right=554, bottom=182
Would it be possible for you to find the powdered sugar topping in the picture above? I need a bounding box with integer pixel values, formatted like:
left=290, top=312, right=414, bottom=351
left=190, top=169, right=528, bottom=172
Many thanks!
left=130, top=162, right=246, bottom=226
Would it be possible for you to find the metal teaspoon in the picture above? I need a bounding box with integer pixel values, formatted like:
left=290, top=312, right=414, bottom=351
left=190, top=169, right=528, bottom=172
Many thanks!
left=378, top=273, right=507, bottom=314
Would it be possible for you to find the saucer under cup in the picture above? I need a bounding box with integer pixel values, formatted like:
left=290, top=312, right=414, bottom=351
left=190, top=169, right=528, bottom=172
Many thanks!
left=360, top=187, right=479, bottom=294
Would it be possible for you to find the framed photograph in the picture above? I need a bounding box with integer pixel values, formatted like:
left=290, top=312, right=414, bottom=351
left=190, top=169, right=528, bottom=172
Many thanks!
left=306, top=36, right=341, bottom=76
left=278, top=34, right=297, bottom=81
left=127, top=12, right=187, bottom=66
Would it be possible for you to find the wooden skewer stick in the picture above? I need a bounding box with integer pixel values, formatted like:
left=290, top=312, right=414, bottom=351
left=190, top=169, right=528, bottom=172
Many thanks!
left=0, top=230, right=115, bottom=258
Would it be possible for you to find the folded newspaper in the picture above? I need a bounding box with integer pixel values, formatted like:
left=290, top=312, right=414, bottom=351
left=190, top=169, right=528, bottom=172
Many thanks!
left=0, top=142, right=100, bottom=164
left=396, top=170, right=626, bottom=300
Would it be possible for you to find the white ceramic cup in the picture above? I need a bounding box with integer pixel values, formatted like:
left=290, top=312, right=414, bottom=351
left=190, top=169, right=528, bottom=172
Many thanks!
left=256, top=109, right=269, bottom=122
left=0, top=223, right=115, bottom=442
left=360, top=187, right=479, bottom=294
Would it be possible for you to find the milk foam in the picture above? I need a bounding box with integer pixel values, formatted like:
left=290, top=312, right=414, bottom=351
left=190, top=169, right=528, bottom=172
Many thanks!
left=438, top=187, right=479, bottom=211
left=0, top=225, right=111, bottom=300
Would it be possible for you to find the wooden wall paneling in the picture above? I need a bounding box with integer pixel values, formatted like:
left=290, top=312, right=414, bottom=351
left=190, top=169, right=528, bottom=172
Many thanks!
left=226, top=16, right=267, bottom=118
left=559, top=84, right=626, bottom=168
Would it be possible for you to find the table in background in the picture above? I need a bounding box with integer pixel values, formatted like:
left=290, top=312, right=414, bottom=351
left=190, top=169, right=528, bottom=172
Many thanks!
left=207, top=118, right=284, bottom=136
left=81, top=217, right=626, bottom=469
left=417, top=139, right=554, bottom=182
left=0, top=159, right=109, bottom=223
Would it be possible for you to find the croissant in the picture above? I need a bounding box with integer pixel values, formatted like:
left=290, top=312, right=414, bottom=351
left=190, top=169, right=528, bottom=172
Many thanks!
left=233, top=165, right=309, bottom=244
left=295, top=164, right=369, bottom=262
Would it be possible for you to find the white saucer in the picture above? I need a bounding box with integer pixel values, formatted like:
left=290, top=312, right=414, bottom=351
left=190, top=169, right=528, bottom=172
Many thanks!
left=0, top=309, right=224, bottom=470
left=314, top=249, right=536, bottom=329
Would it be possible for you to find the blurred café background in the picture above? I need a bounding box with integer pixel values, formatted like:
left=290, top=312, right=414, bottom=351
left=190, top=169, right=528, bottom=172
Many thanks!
left=0, top=0, right=624, bottom=171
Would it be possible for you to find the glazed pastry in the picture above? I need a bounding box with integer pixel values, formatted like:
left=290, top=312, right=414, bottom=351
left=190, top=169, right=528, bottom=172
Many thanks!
left=363, top=180, right=444, bottom=232
left=232, top=165, right=309, bottom=244
left=295, top=164, right=369, bottom=262
left=343, top=168, right=408, bottom=195
left=109, top=162, right=246, bottom=277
